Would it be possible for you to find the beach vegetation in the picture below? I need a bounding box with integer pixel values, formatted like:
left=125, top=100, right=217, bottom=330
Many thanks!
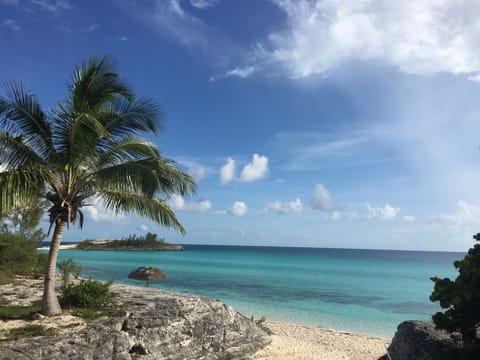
left=57, top=258, right=82, bottom=286
left=251, top=315, right=274, bottom=335
left=0, top=55, right=197, bottom=316
left=0, top=233, right=45, bottom=279
left=76, top=232, right=181, bottom=251
left=3, top=324, right=53, bottom=341
left=429, top=233, right=480, bottom=358
left=61, top=278, right=115, bottom=309
left=0, top=201, right=47, bottom=245
left=0, top=303, right=42, bottom=321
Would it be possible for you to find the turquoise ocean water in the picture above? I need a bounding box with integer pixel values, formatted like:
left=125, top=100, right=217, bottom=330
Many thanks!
left=50, top=245, right=461, bottom=338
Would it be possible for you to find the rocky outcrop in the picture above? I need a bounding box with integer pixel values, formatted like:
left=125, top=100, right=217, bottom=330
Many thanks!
left=387, top=320, right=462, bottom=360
left=0, top=285, right=271, bottom=360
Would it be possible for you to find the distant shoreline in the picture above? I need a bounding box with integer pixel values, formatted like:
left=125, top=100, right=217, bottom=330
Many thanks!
left=37, top=244, right=78, bottom=251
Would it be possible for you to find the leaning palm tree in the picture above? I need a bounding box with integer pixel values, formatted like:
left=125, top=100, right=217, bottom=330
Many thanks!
left=0, top=56, right=196, bottom=316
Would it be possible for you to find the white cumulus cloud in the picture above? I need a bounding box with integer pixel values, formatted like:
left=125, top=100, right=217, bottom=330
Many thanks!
left=227, top=201, right=248, bottom=217
left=240, top=154, right=269, bottom=182
left=264, top=198, right=302, bottom=215
left=220, top=157, right=235, bottom=184
left=168, top=194, right=212, bottom=213
left=86, top=200, right=126, bottom=223
left=366, top=203, right=400, bottom=221
left=311, top=184, right=339, bottom=211
left=258, top=0, right=480, bottom=79
left=140, top=224, right=149, bottom=231
left=402, top=215, right=416, bottom=223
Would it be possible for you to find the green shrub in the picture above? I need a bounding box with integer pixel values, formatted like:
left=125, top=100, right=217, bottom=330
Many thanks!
left=0, top=304, right=42, bottom=320
left=32, top=253, right=48, bottom=279
left=57, top=258, right=82, bottom=286
left=0, top=233, right=38, bottom=276
left=61, top=279, right=115, bottom=309
left=429, top=233, right=480, bottom=358
left=250, top=315, right=274, bottom=335
left=70, top=307, right=105, bottom=320
left=5, top=324, right=52, bottom=341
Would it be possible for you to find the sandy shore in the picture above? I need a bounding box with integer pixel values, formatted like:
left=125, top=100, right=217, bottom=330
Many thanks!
left=36, top=243, right=78, bottom=251
left=253, top=321, right=388, bottom=360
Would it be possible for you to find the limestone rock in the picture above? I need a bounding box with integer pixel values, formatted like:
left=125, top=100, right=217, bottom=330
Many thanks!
left=387, top=320, right=462, bottom=360
left=0, top=285, right=271, bottom=360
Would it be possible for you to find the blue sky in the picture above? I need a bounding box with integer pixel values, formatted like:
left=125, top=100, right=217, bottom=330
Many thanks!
left=2, top=0, right=480, bottom=251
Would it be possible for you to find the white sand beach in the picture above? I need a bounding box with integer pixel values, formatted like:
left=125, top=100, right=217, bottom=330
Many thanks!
left=253, top=321, right=388, bottom=360
left=36, top=243, right=78, bottom=251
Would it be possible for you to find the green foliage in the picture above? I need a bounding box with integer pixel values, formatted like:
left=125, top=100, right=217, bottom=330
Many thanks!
left=0, top=233, right=38, bottom=276
left=250, top=315, right=274, bottom=335
left=0, top=201, right=47, bottom=245
left=4, top=324, right=53, bottom=341
left=32, top=253, right=48, bottom=279
left=429, top=233, right=480, bottom=357
left=60, top=279, right=115, bottom=309
left=70, top=307, right=106, bottom=320
left=427, top=345, right=480, bottom=360
left=57, top=258, right=82, bottom=286
left=0, top=304, right=42, bottom=320
left=76, top=232, right=175, bottom=250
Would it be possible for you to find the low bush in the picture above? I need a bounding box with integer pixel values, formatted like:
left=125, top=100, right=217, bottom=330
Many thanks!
left=5, top=324, right=52, bottom=341
left=61, top=279, right=115, bottom=309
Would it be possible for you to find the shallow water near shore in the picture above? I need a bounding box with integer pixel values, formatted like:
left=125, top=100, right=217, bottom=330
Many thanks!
left=46, top=245, right=461, bottom=337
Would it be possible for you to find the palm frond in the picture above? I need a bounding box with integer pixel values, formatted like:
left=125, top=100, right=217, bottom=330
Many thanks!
left=98, top=190, right=185, bottom=234
left=0, top=81, right=54, bottom=158
left=101, top=96, right=162, bottom=137
left=96, top=136, right=160, bottom=167
left=155, top=158, right=197, bottom=196
left=70, top=56, right=133, bottom=114
left=94, top=159, right=164, bottom=197
left=0, top=168, right=49, bottom=215
left=0, top=131, right=47, bottom=169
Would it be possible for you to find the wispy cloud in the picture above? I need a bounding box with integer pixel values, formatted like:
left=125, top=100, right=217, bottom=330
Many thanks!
left=431, top=201, right=480, bottom=227
left=190, top=0, right=218, bottom=9
left=225, top=66, right=255, bottom=78
left=0, top=0, right=19, bottom=5
left=31, top=0, right=71, bottom=14
left=227, top=201, right=248, bottom=216
left=117, top=35, right=130, bottom=41
left=264, top=198, right=302, bottom=215
left=252, top=0, right=480, bottom=79
left=80, top=24, right=99, bottom=33
left=1, top=18, right=20, bottom=32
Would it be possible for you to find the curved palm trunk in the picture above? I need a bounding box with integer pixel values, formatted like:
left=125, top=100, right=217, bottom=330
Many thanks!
left=42, top=221, right=65, bottom=316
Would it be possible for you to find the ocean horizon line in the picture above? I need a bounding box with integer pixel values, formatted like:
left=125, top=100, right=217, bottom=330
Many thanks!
left=41, top=241, right=466, bottom=254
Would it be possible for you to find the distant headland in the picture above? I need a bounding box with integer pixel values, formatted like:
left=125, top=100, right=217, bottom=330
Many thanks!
left=38, top=233, right=185, bottom=251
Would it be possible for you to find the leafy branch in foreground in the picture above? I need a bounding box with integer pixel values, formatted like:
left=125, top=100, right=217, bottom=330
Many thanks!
left=429, top=233, right=480, bottom=358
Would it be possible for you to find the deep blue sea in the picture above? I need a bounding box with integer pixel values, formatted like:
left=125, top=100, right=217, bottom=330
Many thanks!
left=42, top=244, right=462, bottom=338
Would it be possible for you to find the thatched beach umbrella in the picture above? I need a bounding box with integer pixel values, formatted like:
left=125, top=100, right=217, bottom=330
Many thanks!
left=128, top=266, right=167, bottom=287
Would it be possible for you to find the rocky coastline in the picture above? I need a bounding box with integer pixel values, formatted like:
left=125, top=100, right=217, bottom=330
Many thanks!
left=0, top=278, right=270, bottom=360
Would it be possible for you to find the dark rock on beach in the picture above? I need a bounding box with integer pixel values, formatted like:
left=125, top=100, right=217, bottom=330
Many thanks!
left=387, top=320, right=462, bottom=360
left=0, top=284, right=271, bottom=360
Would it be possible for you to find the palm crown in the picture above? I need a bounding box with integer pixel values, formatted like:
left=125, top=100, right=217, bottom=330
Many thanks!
left=0, top=56, right=196, bottom=315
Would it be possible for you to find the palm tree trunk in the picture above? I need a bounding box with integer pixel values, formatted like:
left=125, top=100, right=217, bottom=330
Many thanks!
left=42, top=221, right=65, bottom=316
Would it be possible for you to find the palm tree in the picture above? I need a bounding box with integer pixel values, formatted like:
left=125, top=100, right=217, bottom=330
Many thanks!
left=0, top=56, right=196, bottom=316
